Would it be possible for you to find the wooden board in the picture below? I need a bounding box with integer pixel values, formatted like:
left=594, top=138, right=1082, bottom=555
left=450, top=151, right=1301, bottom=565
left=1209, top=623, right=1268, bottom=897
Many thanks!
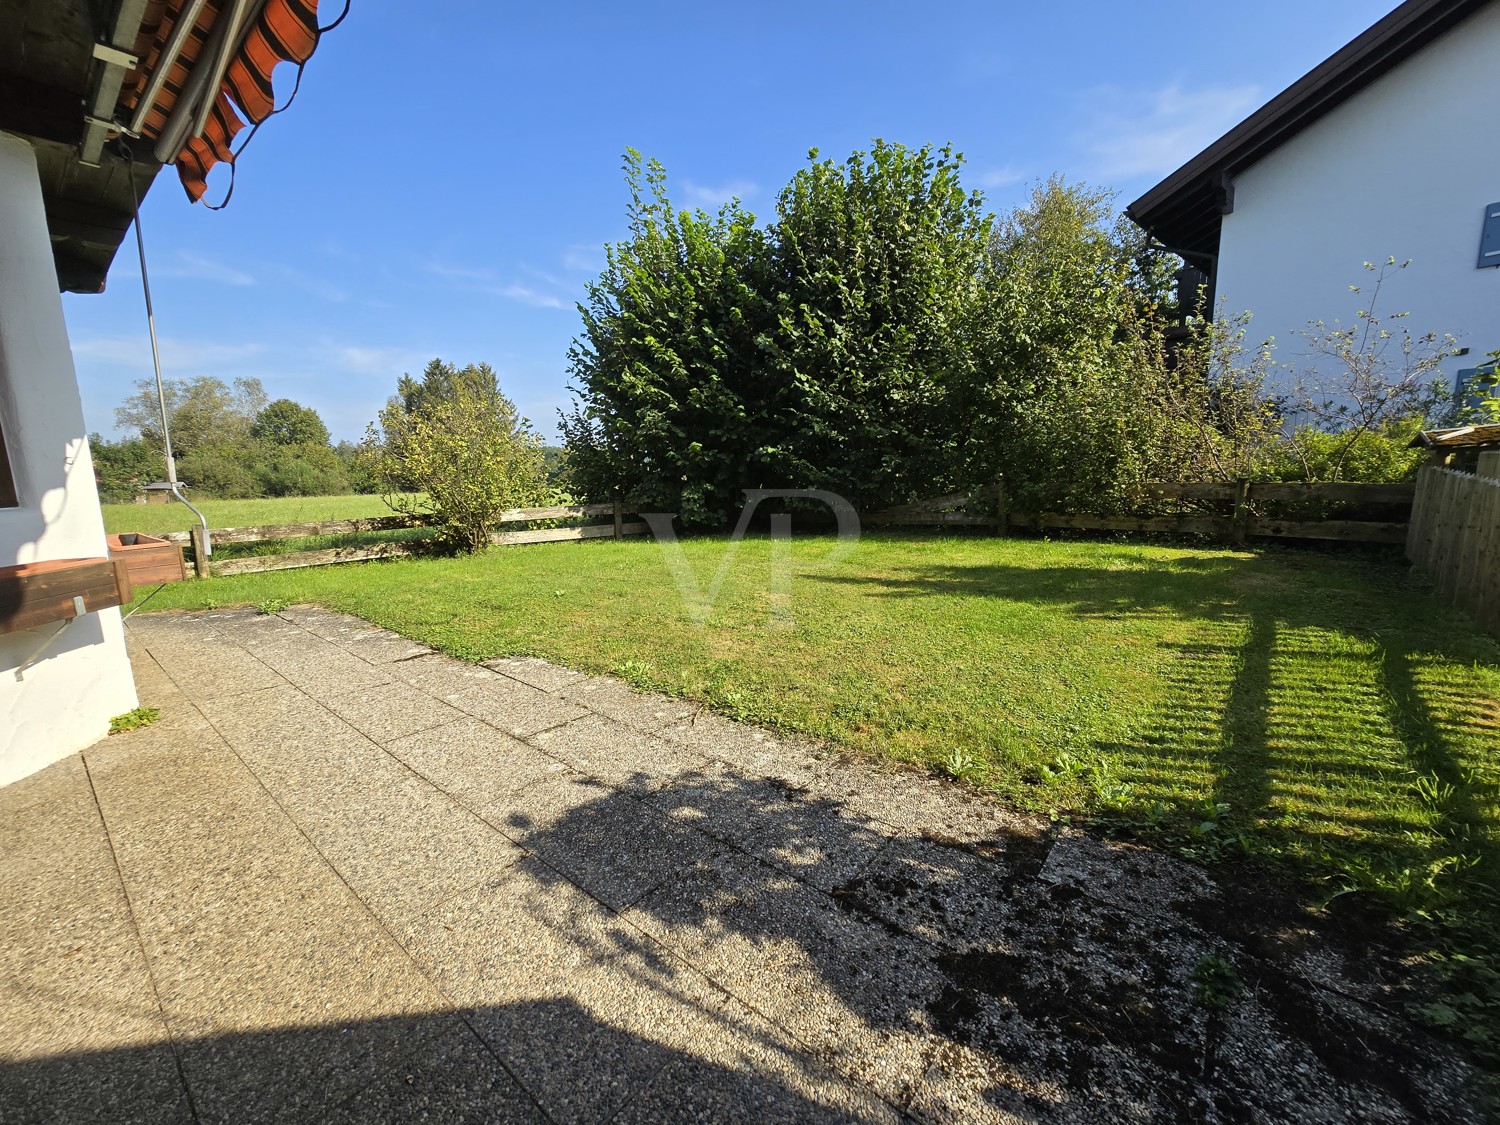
left=1037, top=514, right=1232, bottom=536
left=1247, top=518, right=1410, bottom=544
left=208, top=542, right=420, bottom=578
left=1248, top=482, right=1416, bottom=505
left=866, top=512, right=992, bottom=527
left=204, top=521, right=650, bottom=578
left=160, top=514, right=431, bottom=546
left=107, top=533, right=186, bottom=586
left=0, top=557, right=131, bottom=634
left=1136, top=482, right=1239, bottom=501
left=164, top=505, right=641, bottom=547
left=488, top=522, right=648, bottom=547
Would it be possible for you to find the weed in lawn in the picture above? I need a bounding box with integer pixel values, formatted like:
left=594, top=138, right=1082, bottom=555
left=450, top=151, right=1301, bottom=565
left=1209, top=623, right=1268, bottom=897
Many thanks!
left=939, top=747, right=985, bottom=783
left=109, top=707, right=160, bottom=734
left=613, top=658, right=657, bottom=689
left=1193, top=955, right=1244, bottom=1011
left=255, top=598, right=289, bottom=616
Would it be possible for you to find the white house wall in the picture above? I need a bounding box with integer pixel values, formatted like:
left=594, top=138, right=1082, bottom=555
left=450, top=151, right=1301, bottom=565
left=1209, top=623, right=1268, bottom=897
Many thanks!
left=1215, top=3, right=1500, bottom=400
left=0, top=132, right=138, bottom=786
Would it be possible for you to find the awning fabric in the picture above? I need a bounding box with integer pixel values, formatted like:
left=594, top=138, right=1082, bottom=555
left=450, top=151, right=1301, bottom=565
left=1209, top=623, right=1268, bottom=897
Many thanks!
left=125, top=0, right=325, bottom=203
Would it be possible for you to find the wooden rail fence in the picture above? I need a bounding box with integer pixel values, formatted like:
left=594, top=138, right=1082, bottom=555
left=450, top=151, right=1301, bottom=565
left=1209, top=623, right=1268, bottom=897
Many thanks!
left=867, top=480, right=1416, bottom=545
left=1406, top=455, right=1500, bottom=637
left=163, top=502, right=646, bottom=578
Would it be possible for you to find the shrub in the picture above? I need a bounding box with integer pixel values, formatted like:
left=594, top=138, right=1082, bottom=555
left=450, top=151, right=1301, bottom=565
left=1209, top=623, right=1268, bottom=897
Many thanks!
left=369, top=361, right=547, bottom=551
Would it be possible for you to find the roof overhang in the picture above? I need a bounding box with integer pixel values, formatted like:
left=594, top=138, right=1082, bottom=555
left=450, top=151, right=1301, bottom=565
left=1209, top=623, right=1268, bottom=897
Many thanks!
left=1410, top=423, right=1500, bottom=449
left=1, top=0, right=329, bottom=294
left=1126, top=0, right=1495, bottom=261
left=0, top=0, right=165, bottom=293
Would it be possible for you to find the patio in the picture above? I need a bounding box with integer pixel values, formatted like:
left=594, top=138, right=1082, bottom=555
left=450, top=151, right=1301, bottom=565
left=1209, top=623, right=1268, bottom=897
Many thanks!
left=0, top=608, right=1483, bottom=1123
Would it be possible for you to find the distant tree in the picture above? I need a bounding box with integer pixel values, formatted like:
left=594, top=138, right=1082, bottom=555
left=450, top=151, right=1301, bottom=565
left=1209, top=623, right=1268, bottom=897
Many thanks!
left=397, top=359, right=505, bottom=419
left=177, top=441, right=262, bottom=498
left=114, top=375, right=267, bottom=458
left=90, top=434, right=158, bottom=503
left=251, top=399, right=331, bottom=446
left=334, top=439, right=379, bottom=493
left=368, top=360, right=546, bottom=551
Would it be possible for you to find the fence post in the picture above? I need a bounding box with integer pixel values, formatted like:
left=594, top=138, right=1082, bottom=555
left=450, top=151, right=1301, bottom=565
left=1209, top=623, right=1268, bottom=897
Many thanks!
left=994, top=475, right=1007, bottom=536
left=1478, top=451, right=1500, bottom=480
left=189, top=525, right=210, bottom=579
left=1231, top=478, right=1251, bottom=547
left=612, top=497, right=623, bottom=540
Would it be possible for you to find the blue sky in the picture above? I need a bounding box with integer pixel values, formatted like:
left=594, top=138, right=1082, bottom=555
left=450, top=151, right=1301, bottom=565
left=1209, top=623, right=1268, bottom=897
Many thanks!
left=64, top=0, right=1398, bottom=445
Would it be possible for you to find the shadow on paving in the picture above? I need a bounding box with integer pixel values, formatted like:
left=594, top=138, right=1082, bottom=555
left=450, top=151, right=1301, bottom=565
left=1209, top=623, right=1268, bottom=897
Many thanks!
left=809, top=552, right=1500, bottom=898
left=501, top=768, right=1489, bottom=1124
left=0, top=997, right=891, bottom=1125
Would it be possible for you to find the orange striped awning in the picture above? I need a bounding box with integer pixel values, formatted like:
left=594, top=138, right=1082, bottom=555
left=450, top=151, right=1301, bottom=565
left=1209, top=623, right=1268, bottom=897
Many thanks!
left=121, top=0, right=327, bottom=203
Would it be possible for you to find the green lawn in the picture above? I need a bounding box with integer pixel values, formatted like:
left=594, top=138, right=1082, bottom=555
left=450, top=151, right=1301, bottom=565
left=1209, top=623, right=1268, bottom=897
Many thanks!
left=126, top=529, right=1500, bottom=1054
left=132, top=532, right=1499, bottom=904
left=102, top=493, right=403, bottom=535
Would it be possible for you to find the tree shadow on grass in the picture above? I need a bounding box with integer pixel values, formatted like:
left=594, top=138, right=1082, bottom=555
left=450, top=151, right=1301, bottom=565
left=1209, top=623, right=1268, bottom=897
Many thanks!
left=807, top=552, right=1500, bottom=904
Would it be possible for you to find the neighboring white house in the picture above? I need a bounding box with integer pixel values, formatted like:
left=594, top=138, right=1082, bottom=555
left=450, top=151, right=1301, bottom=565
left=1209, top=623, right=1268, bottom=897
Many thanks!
left=1129, top=0, right=1500, bottom=395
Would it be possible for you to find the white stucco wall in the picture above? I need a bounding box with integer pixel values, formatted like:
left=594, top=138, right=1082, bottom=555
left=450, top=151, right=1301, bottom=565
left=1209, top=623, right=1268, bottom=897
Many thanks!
left=1215, top=3, right=1500, bottom=398
left=0, top=132, right=138, bottom=787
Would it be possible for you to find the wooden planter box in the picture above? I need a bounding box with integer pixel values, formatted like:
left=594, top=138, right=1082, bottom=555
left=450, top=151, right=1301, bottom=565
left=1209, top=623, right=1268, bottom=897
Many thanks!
left=107, top=532, right=186, bottom=587
left=0, top=557, right=132, bottom=635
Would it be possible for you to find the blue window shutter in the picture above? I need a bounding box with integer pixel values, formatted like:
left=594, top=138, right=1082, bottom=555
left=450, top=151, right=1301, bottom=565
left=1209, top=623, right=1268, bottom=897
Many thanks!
left=1479, top=202, right=1500, bottom=268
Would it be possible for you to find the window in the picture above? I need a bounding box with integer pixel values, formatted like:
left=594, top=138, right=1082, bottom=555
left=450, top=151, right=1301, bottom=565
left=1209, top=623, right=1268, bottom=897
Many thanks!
left=1478, top=201, right=1500, bottom=269
left=0, top=421, right=16, bottom=507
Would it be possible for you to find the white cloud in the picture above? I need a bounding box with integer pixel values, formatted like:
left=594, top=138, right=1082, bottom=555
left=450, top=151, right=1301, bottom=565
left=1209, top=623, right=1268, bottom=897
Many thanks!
left=426, top=259, right=571, bottom=309
left=71, top=335, right=265, bottom=372
left=976, top=164, right=1029, bottom=189
left=681, top=179, right=758, bottom=208
left=327, top=345, right=434, bottom=378
left=496, top=283, right=567, bottom=310
left=563, top=244, right=606, bottom=273
left=107, top=250, right=256, bottom=287
left=1081, top=82, right=1263, bottom=180
left=425, top=260, right=502, bottom=285
left=159, top=251, right=256, bottom=286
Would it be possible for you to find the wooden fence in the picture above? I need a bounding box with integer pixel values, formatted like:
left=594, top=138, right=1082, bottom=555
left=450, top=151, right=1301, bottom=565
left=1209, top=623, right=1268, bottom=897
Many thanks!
left=868, top=480, right=1416, bottom=545
left=1406, top=457, right=1500, bottom=637
left=162, top=502, right=646, bottom=578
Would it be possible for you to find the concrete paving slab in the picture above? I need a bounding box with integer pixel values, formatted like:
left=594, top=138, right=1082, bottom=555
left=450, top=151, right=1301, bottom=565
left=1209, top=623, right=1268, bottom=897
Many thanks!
left=391, top=656, right=588, bottom=737
left=147, top=638, right=286, bottom=701
left=6, top=609, right=1482, bottom=1124
left=662, top=709, right=834, bottom=784
left=322, top=680, right=466, bottom=744
left=83, top=735, right=454, bottom=1122
left=273, top=609, right=438, bottom=669
left=392, top=857, right=733, bottom=1123
left=561, top=675, right=698, bottom=734
left=324, top=1016, right=546, bottom=1124
left=622, top=846, right=950, bottom=1107
left=490, top=775, right=713, bottom=910
left=644, top=764, right=893, bottom=893
left=203, top=691, right=524, bottom=919
left=482, top=654, right=586, bottom=693
left=385, top=717, right=574, bottom=822
left=529, top=713, right=713, bottom=792
left=0, top=757, right=192, bottom=1125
